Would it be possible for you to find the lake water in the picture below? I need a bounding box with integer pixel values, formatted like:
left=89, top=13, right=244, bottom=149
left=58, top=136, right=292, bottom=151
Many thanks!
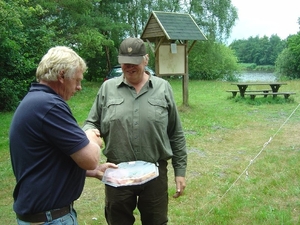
left=237, top=72, right=277, bottom=82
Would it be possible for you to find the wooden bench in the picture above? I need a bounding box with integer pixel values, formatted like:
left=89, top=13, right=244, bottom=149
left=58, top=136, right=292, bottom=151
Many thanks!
left=226, top=90, right=239, bottom=97
left=226, top=89, right=271, bottom=97
left=244, top=92, right=296, bottom=100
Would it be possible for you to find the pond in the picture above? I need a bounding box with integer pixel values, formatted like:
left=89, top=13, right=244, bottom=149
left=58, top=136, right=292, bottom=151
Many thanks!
left=237, top=72, right=277, bottom=82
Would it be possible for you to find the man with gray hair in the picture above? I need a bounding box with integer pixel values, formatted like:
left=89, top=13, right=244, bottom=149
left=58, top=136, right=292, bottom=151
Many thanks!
left=9, top=46, right=117, bottom=225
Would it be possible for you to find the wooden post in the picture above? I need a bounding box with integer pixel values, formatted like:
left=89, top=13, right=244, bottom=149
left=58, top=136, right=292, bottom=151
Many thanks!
left=183, top=41, right=189, bottom=106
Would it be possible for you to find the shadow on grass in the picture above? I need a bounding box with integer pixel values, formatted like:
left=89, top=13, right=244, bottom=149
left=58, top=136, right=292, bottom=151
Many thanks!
left=228, top=96, right=295, bottom=105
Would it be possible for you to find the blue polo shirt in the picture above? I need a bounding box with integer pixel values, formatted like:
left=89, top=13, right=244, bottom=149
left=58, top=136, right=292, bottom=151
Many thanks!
left=9, top=83, right=89, bottom=215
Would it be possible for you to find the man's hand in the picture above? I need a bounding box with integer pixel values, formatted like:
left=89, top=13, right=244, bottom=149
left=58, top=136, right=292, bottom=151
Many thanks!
left=86, top=163, right=118, bottom=180
left=173, top=176, right=186, bottom=198
left=85, top=129, right=103, bottom=148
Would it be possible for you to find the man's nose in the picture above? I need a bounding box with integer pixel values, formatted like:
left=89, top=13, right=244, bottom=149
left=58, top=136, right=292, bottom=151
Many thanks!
left=76, top=85, right=82, bottom=91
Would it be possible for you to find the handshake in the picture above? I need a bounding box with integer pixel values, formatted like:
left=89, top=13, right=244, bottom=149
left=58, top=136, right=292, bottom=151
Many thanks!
left=85, top=129, right=103, bottom=148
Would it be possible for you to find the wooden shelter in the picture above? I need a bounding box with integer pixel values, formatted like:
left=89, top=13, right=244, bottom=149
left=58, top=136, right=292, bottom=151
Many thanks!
left=141, top=11, right=207, bottom=106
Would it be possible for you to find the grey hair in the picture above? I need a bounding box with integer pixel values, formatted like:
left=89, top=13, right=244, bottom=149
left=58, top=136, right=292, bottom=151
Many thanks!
left=36, top=46, right=87, bottom=82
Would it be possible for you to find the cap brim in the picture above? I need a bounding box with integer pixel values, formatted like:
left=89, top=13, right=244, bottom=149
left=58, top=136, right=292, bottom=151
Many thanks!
left=118, top=56, right=143, bottom=65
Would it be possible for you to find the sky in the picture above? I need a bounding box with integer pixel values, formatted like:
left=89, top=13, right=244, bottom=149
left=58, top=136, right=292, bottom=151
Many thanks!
left=228, top=0, right=300, bottom=43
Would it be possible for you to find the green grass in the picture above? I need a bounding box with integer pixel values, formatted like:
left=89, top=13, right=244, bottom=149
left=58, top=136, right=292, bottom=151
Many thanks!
left=1, top=79, right=300, bottom=224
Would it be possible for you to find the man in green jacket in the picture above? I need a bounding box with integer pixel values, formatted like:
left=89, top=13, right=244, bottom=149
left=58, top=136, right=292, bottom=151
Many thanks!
left=83, top=37, right=187, bottom=225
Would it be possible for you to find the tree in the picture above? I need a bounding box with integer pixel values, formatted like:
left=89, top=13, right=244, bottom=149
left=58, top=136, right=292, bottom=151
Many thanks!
left=25, top=0, right=117, bottom=80
left=189, top=40, right=239, bottom=80
left=1, top=0, right=240, bottom=111
left=0, top=0, right=55, bottom=111
left=229, top=34, right=286, bottom=66
left=187, top=0, right=238, bottom=42
left=275, top=17, right=300, bottom=79
left=276, top=33, right=300, bottom=78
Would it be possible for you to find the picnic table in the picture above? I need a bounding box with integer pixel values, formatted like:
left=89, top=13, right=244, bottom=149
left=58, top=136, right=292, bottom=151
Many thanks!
left=230, top=82, right=287, bottom=97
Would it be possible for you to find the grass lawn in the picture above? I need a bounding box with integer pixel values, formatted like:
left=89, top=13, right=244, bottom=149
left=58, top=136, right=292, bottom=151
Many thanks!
left=1, top=79, right=300, bottom=224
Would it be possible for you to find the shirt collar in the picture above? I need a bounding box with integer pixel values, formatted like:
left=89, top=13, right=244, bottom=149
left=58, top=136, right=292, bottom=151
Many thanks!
left=30, top=83, right=58, bottom=95
left=116, top=74, right=154, bottom=88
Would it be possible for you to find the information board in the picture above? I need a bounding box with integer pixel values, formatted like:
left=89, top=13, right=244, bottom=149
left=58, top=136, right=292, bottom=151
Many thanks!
left=158, top=44, right=185, bottom=75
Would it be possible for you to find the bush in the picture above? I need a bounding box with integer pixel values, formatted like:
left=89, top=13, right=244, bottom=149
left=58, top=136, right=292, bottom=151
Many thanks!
left=0, top=78, right=31, bottom=111
left=188, top=41, right=239, bottom=81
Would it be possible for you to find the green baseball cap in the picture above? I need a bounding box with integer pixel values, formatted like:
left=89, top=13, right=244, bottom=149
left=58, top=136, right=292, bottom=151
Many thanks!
left=118, top=37, right=146, bottom=65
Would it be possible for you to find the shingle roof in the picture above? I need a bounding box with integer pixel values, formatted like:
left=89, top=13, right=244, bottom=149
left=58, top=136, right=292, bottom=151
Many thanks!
left=141, top=11, right=207, bottom=42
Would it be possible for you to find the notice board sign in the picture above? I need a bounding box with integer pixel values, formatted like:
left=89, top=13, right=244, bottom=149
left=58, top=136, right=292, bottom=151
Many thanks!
left=158, top=44, right=185, bottom=75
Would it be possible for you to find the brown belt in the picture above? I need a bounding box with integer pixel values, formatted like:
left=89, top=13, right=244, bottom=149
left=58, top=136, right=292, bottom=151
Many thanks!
left=16, top=204, right=72, bottom=223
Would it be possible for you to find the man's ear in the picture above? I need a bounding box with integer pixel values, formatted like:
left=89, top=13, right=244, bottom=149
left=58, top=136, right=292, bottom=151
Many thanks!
left=58, top=71, right=65, bottom=82
left=144, top=54, right=149, bottom=66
